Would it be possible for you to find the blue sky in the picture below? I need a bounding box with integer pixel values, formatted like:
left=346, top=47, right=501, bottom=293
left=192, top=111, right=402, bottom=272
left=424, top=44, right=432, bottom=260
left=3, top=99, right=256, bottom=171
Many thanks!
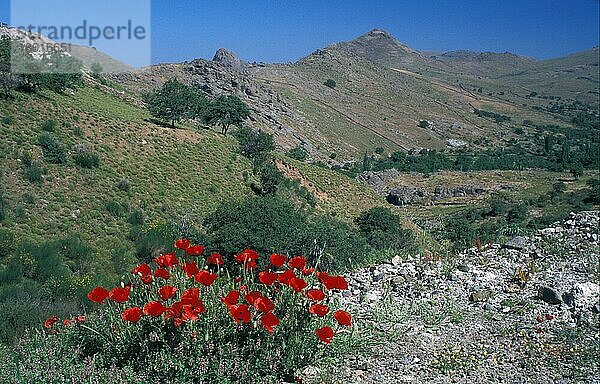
left=1, top=0, right=599, bottom=65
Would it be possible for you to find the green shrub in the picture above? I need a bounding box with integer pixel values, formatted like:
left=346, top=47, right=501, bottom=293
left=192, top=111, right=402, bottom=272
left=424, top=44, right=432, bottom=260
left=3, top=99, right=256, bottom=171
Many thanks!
left=418, top=120, right=430, bottom=128
left=117, top=178, right=131, bottom=192
left=0, top=227, right=14, bottom=257
left=287, top=146, right=309, bottom=161
left=0, top=194, right=5, bottom=223
left=1, top=115, right=13, bottom=125
left=40, top=120, right=56, bottom=132
left=37, top=132, right=66, bottom=164
left=105, top=200, right=125, bottom=217
left=24, top=161, right=46, bottom=183
left=233, top=126, right=274, bottom=159
left=73, top=150, right=100, bottom=168
left=324, top=79, right=336, bottom=88
left=355, top=207, right=415, bottom=253
left=375, top=147, right=384, bottom=155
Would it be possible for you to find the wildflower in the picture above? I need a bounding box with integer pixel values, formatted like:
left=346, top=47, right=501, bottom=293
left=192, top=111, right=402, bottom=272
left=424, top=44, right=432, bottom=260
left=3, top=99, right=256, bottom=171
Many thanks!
left=185, top=244, right=204, bottom=256
left=259, top=271, right=278, bottom=286
left=269, top=253, right=287, bottom=268
left=260, top=312, right=280, bottom=332
left=244, top=291, right=262, bottom=305
left=74, top=315, right=86, bottom=323
left=277, top=269, right=296, bottom=284
left=254, top=296, right=275, bottom=313
left=62, top=319, right=72, bottom=326
left=545, top=314, right=554, bottom=321
left=88, top=287, right=109, bottom=303
left=121, top=307, right=142, bottom=323
left=229, top=304, right=251, bottom=323
left=315, top=327, right=334, bottom=343
left=183, top=262, right=199, bottom=278
left=309, top=304, right=329, bottom=317
left=44, top=315, right=59, bottom=329
left=206, top=252, right=224, bottom=265
left=235, top=249, right=260, bottom=264
left=144, top=301, right=167, bottom=317
left=301, top=267, right=315, bottom=276
left=154, top=268, right=170, bottom=280
left=158, top=285, right=178, bottom=301
left=333, top=310, right=352, bottom=326
left=180, top=287, right=200, bottom=305
left=194, top=270, right=218, bottom=286
left=174, top=238, right=190, bottom=250
left=306, top=289, right=325, bottom=301
left=317, top=272, right=348, bottom=290
left=154, top=252, right=178, bottom=268
left=131, top=263, right=151, bottom=277
left=288, top=256, right=307, bottom=270
left=288, top=277, right=307, bottom=292
left=108, top=287, right=130, bottom=303
left=222, top=290, right=240, bottom=307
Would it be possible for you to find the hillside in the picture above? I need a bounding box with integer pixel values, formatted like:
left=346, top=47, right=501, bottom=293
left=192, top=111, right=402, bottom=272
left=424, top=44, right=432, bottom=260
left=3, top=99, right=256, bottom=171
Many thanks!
left=109, top=29, right=598, bottom=161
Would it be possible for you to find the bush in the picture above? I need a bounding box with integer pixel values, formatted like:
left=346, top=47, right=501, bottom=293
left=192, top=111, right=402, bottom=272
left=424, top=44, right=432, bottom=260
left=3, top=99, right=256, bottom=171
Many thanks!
left=40, top=120, right=56, bottom=132
left=1, top=116, right=13, bottom=125
left=233, top=126, right=274, bottom=159
left=287, top=146, right=308, bottom=161
left=355, top=207, right=415, bottom=253
left=37, top=132, right=66, bottom=164
left=375, top=147, right=384, bottom=155
left=24, top=161, right=46, bottom=183
left=117, top=178, right=131, bottom=192
left=418, top=120, right=430, bottom=128
left=73, top=151, right=100, bottom=168
left=251, top=161, right=284, bottom=196
left=105, top=200, right=125, bottom=217
left=0, top=194, right=5, bottom=223
left=323, top=79, right=336, bottom=88
left=9, top=240, right=353, bottom=383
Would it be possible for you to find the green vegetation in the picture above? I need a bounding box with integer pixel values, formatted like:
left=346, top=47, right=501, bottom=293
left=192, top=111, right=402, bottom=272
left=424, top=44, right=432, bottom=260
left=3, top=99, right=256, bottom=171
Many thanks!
left=203, top=94, right=251, bottom=135
left=144, top=79, right=208, bottom=128
left=324, top=79, right=336, bottom=88
left=287, top=146, right=309, bottom=161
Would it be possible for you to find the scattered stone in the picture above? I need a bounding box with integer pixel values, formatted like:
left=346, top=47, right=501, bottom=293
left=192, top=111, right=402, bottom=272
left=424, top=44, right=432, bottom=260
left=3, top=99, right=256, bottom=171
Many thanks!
left=504, top=236, right=527, bottom=250
left=457, top=264, right=470, bottom=272
left=470, top=289, right=493, bottom=302
left=538, top=286, right=562, bottom=305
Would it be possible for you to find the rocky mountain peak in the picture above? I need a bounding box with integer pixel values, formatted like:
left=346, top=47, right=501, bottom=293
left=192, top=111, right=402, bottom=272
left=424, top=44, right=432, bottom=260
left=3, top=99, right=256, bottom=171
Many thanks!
left=212, top=48, right=242, bottom=69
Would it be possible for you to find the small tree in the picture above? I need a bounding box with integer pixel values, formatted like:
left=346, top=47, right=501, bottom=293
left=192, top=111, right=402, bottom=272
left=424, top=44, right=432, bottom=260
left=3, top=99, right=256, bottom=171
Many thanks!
left=233, top=126, right=274, bottom=159
left=203, top=95, right=250, bottom=135
left=570, top=161, right=584, bottom=179
left=90, top=62, right=103, bottom=78
left=324, top=79, right=336, bottom=89
left=144, top=79, right=206, bottom=128
left=287, top=146, right=308, bottom=161
left=355, top=207, right=414, bottom=252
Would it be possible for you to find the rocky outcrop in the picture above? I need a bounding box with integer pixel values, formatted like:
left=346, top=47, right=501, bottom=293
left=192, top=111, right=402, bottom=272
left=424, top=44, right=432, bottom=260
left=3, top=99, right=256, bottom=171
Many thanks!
left=212, top=48, right=244, bottom=70
left=303, top=211, right=600, bottom=384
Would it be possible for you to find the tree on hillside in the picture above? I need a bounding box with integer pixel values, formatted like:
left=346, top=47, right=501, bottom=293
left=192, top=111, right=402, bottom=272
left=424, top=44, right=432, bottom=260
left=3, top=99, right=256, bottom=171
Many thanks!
left=203, top=95, right=250, bottom=135
left=355, top=207, right=415, bottom=252
left=144, top=79, right=207, bottom=128
left=233, top=126, right=274, bottom=159
left=0, top=37, right=16, bottom=98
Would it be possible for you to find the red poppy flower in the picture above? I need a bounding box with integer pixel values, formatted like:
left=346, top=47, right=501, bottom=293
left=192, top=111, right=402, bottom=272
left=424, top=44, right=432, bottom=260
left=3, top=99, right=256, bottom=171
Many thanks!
left=306, top=289, right=326, bottom=301
left=194, top=270, right=218, bottom=286
left=317, top=272, right=348, bottom=290
left=315, top=326, right=334, bottom=343
left=144, top=301, right=167, bottom=317
left=206, top=252, right=224, bottom=265
left=278, top=269, right=296, bottom=284
left=254, top=296, right=275, bottom=313
left=154, top=252, right=178, bottom=268
left=234, top=277, right=243, bottom=283
left=288, top=277, right=307, bottom=292
left=174, top=238, right=191, bottom=250
left=121, top=307, right=142, bottom=323
left=222, top=290, right=240, bottom=307
left=183, top=262, right=199, bottom=278
left=186, top=245, right=205, bottom=256
left=229, top=304, right=251, bottom=323
left=44, top=315, right=59, bottom=329
left=536, top=315, right=543, bottom=323
left=260, top=312, right=280, bottom=332
left=141, top=274, right=153, bottom=284
left=158, top=285, right=178, bottom=301
left=309, top=304, right=329, bottom=317
left=245, top=260, right=258, bottom=270
left=88, top=287, right=109, bottom=303
left=333, top=310, right=352, bottom=326
left=62, top=319, right=72, bottom=326
left=131, top=263, right=151, bottom=277
left=244, top=291, right=262, bottom=305
left=270, top=253, right=287, bottom=268
left=545, top=314, right=554, bottom=321
left=235, top=249, right=260, bottom=264
left=154, top=268, right=170, bottom=280
left=288, top=256, right=307, bottom=270
left=302, top=267, right=315, bottom=276
left=182, top=301, right=206, bottom=320
left=74, top=315, right=86, bottom=323
left=180, top=287, right=200, bottom=305
left=259, top=271, right=278, bottom=286
left=108, top=287, right=130, bottom=303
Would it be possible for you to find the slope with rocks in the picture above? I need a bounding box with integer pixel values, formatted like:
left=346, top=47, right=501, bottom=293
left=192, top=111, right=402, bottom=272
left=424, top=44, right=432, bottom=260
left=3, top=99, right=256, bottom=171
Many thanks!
left=304, top=211, right=600, bottom=383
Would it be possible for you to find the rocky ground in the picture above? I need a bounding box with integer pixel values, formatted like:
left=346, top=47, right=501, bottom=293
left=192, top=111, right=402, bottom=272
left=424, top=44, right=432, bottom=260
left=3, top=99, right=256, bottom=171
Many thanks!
left=305, top=211, right=599, bottom=383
